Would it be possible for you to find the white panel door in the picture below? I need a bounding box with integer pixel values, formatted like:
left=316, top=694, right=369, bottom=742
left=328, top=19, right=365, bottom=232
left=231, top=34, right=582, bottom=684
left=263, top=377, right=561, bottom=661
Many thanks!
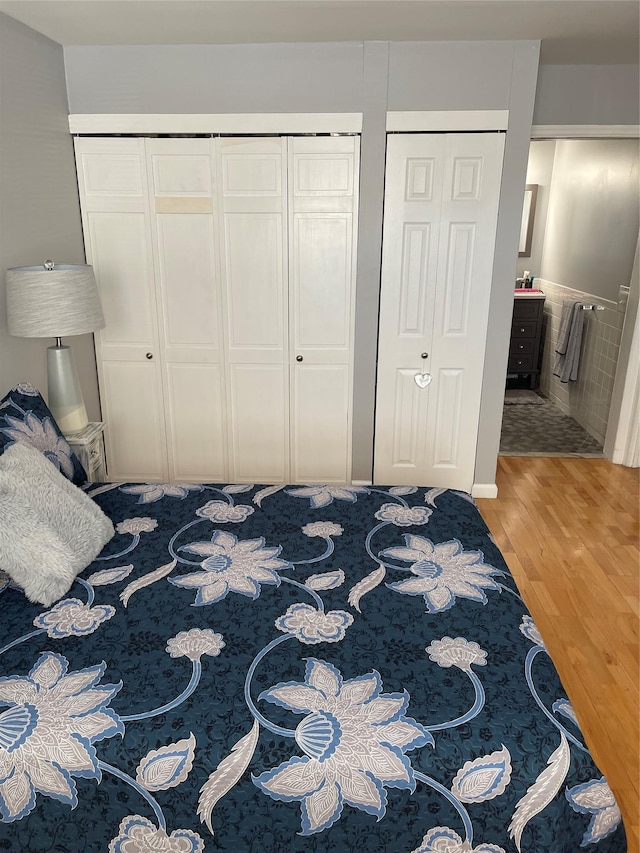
left=375, top=133, right=505, bottom=491
left=145, top=139, right=227, bottom=481
left=101, top=361, right=167, bottom=481
left=74, top=137, right=168, bottom=481
left=289, top=136, right=359, bottom=483
left=217, top=138, right=289, bottom=482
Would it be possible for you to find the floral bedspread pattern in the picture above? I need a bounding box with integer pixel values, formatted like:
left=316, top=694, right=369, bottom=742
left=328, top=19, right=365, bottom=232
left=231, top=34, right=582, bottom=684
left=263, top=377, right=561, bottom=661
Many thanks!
left=0, top=484, right=625, bottom=852
left=0, top=383, right=87, bottom=485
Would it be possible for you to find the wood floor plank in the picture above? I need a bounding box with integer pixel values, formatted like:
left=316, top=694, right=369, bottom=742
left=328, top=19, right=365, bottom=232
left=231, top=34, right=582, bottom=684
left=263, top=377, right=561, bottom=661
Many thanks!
left=477, top=457, right=639, bottom=853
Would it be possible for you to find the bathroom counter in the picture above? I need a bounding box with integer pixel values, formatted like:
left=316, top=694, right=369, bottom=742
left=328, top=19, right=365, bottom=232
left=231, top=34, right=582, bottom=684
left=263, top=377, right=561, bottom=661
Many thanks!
left=514, top=288, right=545, bottom=298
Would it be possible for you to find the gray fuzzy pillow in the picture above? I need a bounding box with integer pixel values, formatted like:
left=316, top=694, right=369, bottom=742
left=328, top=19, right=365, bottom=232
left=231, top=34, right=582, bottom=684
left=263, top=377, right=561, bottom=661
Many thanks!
left=0, top=443, right=114, bottom=606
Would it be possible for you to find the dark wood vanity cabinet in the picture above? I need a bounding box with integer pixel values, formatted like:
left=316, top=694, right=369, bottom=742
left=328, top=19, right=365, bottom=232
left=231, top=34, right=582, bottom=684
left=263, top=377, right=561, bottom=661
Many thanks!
left=508, top=295, right=545, bottom=389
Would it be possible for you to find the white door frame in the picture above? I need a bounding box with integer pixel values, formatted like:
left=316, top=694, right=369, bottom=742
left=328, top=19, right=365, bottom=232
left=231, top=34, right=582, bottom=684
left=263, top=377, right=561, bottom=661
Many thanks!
left=531, top=125, right=639, bottom=139
left=69, top=113, right=363, bottom=135
left=606, top=234, right=639, bottom=466
left=531, top=125, right=640, bottom=468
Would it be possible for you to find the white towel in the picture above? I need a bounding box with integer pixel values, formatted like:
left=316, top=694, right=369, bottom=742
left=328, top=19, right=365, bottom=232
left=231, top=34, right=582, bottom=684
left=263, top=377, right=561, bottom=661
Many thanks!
left=0, top=443, right=114, bottom=606
left=553, top=301, right=585, bottom=383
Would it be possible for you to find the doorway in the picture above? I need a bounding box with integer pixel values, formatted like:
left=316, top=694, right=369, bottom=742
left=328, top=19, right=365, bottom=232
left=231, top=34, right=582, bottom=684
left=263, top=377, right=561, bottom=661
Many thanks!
left=499, top=136, right=640, bottom=457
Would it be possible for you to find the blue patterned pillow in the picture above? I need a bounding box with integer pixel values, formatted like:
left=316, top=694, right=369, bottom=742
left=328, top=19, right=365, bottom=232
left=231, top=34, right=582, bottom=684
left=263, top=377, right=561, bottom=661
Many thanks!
left=0, top=384, right=87, bottom=485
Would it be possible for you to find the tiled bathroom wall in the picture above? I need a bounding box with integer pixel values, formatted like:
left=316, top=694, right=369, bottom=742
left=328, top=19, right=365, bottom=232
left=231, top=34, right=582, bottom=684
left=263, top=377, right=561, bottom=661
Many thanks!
left=537, top=279, right=625, bottom=446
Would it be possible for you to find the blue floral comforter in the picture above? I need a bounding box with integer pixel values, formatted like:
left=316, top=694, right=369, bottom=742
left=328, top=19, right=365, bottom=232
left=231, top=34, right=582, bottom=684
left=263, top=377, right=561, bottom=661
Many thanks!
left=0, top=483, right=625, bottom=852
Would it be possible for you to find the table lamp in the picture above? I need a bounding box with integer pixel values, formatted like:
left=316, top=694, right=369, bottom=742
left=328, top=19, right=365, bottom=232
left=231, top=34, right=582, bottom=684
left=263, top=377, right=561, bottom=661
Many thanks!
left=5, top=261, right=105, bottom=435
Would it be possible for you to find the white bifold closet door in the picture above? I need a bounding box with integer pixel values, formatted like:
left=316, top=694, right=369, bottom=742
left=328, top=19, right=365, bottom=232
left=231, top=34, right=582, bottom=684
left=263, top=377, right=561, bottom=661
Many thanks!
left=74, top=135, right=358, bottom=484
left=374, top=133, right=505, bottom=492
left=218, top=137, right=288, bottom=483
left=288, top=137, right=357, bottom=483
left=147, top=139, right=227, bottom=482
left=74, top=138, right=168, bottom=482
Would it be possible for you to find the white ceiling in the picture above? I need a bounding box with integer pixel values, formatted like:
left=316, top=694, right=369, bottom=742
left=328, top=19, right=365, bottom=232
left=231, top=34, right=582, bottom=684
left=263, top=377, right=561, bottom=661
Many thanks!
left=0, top=0, right=637, bottom=64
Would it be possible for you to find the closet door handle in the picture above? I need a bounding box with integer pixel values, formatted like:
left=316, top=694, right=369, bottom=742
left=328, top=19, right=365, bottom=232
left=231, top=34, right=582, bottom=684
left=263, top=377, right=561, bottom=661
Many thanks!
left=146, top=353, right=154, bottom=360
left=296, top=355, right=303, bottom=362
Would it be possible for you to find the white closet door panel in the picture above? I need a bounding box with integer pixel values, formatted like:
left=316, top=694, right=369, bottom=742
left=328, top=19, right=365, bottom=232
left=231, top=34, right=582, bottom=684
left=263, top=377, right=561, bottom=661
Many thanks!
left=155, top=213, right=220, bottom=362
left=375, top=132, right=504, bottom=491
left=147, top=139, right=222, bottom=364
left=377, top=136, right=444, bottom=367
left=374, top=136, right=443, bottom=484
left=288, top=136, right=358, bottom=483
left=220, top=138, right=286, bottom=214
left=74, top=138, right=147, bottom=213
left=100, top=361, right=167, bottom=482
left=86, top=211, right=158, bottom=360
left=291, top=136, right=357, bottom=213
left=144, top=139, right=227, bottom=483
left=428, top=368, right=464, bottom=469
left=148, top=140, right=212, bottom=197
left=292, top=214, right=352, bottom=361
left=223, top=156, right=281, bottom=197
left=432, top=134, right=505, bottom=363
left=229, top=364, right=288, bottom=482
left=218, top=137, right=287, bottom=373
left=292, top=364, right=350, bottom=483
left=440, top=222, right=476, bottom=335
left=217, top=138, right=288, bottom=481
left=165, top=364, right=226, bottom=482
left=224, top=213, right=285, bottom=361
left=424, top=134, right=504, bottom=490
left=375, top=368, right=428, bottom=473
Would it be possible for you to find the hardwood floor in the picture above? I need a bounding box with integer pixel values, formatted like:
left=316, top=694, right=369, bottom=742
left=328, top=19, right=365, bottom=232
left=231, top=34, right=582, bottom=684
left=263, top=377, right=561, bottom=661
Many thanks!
left=477, top=457, right=639, bottom=852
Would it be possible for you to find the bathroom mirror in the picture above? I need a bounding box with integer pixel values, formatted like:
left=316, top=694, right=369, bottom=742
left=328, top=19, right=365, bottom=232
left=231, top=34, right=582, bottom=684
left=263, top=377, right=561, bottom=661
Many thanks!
left=518, top=184, right=538, bottom=257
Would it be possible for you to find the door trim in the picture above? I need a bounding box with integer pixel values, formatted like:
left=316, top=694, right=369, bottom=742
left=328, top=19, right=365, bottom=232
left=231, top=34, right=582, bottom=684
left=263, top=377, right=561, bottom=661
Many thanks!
left=68, top=113, right=363, bottom=135
left=531, top=124, right=640, bottom=139
left=386, top=111, right=509, bottom=132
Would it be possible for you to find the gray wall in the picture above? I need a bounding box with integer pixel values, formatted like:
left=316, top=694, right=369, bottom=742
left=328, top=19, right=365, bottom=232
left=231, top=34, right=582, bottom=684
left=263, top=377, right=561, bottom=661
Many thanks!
left=533, top=64, right=640, bottom=126
left=0, top=13, right=99, bottom=418
left=65, top=43, right=365, bottom=114
left=540, top=139, right=639, bottom=301
left=474, top=44, right=541, bottom=487
left=64, top=39, right=540, bottom=487
left=387, top=41, right=514, bottom=109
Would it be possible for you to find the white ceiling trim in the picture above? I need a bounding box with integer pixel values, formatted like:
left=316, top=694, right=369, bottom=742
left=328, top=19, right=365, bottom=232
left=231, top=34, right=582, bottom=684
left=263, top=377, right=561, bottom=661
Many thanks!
left=386, top=111, right=509, bottom=132
left=531, top=124, right=640, bottom=139
left=68, top=113, right=363, bottom=135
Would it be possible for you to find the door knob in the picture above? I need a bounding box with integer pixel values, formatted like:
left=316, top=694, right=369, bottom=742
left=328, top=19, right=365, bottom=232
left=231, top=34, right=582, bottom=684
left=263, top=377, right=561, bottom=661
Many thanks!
left=421, top=352, right=429, bottom=359
left=296, top=355, right=303, bottom=362
left=146, top=353, right=153, bottom=360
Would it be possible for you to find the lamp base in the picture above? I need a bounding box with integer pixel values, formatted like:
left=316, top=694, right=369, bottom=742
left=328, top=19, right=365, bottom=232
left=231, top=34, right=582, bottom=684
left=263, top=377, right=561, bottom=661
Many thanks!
left=47, top=345, right=88, bottom=435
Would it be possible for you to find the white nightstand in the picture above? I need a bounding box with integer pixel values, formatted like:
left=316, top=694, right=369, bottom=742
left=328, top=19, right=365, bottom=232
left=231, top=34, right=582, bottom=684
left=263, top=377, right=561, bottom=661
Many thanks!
left=66, top=422, right=107, bottom=483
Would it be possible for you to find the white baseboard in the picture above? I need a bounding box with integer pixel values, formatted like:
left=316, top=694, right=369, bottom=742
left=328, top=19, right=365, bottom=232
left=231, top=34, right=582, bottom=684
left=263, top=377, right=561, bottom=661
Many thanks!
left=351, top=480, right=373, bottom=486
left=471, top=483, right=498, bottom=499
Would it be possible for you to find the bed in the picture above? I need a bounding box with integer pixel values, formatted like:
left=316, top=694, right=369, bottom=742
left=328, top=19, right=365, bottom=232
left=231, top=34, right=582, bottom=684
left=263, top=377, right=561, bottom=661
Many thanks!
left=0, top=393, right=626, bottom=852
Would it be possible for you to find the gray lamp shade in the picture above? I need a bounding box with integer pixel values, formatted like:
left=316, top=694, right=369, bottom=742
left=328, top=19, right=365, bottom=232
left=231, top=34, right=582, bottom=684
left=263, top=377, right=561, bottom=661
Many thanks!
left=6, top=263, right=105, bottom=337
